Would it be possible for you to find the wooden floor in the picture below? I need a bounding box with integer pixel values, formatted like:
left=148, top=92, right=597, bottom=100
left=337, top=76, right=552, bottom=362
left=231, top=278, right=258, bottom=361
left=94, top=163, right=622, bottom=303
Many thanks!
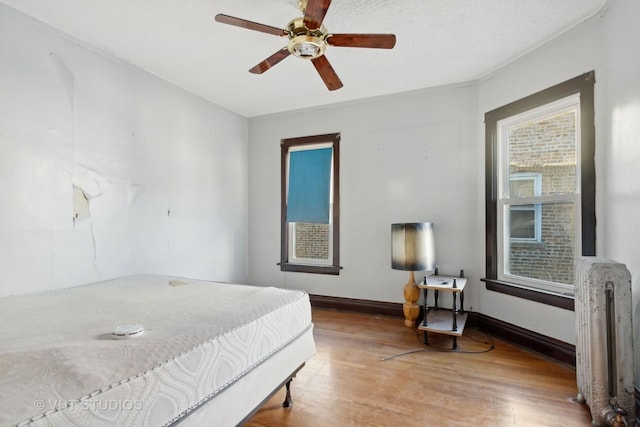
left=246, top=308, right=592, bottom=427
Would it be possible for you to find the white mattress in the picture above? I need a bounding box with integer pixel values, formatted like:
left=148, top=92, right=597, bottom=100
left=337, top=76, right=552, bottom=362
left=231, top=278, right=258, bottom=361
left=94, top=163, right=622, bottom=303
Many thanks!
left=0, top=275, right=314, bottom=426
left=177, top=327, right=315, bottom=426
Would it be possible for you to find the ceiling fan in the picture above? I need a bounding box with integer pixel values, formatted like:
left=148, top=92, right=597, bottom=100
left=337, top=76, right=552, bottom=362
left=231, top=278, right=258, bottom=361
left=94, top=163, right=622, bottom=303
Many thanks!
left=214, top=0, right=396, bottom=91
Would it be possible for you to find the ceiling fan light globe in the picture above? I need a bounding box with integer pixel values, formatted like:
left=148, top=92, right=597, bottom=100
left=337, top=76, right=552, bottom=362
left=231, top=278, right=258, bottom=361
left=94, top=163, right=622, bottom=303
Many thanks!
left=288, top=35, right=326, bottom=59
left=296, top=43, right=319, bottom=57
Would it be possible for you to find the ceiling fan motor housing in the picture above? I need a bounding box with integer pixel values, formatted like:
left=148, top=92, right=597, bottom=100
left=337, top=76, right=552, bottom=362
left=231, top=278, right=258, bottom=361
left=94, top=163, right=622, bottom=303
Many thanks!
left=286, top=17, right=327, bottom=59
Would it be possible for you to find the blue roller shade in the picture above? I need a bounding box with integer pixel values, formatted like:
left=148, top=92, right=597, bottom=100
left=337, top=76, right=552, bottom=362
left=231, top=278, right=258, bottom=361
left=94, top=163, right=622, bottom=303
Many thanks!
left=287, top=147, right=332, bottom=224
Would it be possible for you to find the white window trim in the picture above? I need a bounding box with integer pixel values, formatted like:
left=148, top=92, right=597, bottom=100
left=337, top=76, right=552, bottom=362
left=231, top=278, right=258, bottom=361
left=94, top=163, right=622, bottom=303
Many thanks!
left=495, top=93, right=582, bottom=294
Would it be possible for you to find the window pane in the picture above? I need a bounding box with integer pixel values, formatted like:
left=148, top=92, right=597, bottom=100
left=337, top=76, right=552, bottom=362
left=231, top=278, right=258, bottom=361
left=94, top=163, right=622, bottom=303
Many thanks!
left=509, top=207, right=535, bottom=239
left=505, top=201, right=575, bottom=286
left=294, top=222, right=330, bottom=261
left=510, top=179, right=535, bottom=198
left=508, top=110, right=577, bottom=196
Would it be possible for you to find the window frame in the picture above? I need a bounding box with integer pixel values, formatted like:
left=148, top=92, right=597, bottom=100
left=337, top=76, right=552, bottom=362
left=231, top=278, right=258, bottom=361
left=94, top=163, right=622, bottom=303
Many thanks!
left=483, top=72, right=596, bottom=310
left=280, top=133, right=341, bottom=275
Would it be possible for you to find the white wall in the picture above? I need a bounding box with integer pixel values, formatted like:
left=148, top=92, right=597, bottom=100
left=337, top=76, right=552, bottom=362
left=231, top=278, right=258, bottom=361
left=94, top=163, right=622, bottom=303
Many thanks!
left=0, top=4, right=249, bottom=296
left=248, top=83, right=480, bottom=307
left=599, top=0, right=640, bottom=393
left=248, top=0, right=640, bottom=386
left=477, top=0, right=640, bottom=385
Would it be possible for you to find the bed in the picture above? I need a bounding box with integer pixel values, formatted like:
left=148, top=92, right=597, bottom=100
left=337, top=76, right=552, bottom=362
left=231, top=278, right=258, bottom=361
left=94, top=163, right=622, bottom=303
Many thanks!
left=0, top=275, right=315, bottom=426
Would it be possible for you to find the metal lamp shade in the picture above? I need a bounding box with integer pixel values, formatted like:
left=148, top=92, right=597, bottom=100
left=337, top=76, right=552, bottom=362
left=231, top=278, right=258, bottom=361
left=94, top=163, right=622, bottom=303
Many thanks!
left=391, top=223, right=436, bottom=271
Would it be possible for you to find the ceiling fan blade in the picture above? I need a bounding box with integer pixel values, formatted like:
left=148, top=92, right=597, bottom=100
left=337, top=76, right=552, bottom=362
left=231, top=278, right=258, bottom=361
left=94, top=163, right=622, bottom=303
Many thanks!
left=311, top=55, right=343, bottom=91
left=303, top=0, right=332, bottom=30
left=326, top=33, right=396, bottom=49
left=215, top=14, right=287, bottom=36
left=249, top=48, right=291, bottom=74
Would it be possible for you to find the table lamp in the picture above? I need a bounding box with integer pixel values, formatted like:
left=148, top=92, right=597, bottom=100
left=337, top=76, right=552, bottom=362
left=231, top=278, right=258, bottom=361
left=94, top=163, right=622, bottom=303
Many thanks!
left=391, top=222, right=436, bottom=327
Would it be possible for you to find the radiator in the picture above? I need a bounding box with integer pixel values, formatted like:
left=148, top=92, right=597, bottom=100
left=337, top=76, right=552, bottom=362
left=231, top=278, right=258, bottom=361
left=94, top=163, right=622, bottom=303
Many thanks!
left=575, top=257, right=635, bottom=426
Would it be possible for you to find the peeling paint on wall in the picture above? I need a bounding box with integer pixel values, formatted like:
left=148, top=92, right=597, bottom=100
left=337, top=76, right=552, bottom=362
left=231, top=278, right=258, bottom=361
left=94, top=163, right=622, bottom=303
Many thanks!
left=72, top=185, right=90, bottom=222
left=68, top=165, right=110, bottom=199
left=0, top=4, right=249, bottom=296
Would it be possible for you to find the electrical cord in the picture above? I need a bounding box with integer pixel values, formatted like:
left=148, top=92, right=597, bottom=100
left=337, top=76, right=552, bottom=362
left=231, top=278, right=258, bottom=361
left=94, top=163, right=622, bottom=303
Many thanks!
left=380, top=327, right=495, bottom=361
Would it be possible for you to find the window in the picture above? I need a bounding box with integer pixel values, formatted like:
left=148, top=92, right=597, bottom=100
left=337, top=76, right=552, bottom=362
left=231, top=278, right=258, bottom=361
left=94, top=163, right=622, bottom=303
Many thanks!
left=509, top=173, right=542, bottom=242
left=280, top=133, right=340, bottom=274
left=484, top=72, right=595, bottom=309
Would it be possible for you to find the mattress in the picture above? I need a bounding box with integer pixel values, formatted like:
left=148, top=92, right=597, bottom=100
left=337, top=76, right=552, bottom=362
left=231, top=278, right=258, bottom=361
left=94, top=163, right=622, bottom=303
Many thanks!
left=177, top=327, right=315, bottom=426
left=0, top=275, right=314, bottom=426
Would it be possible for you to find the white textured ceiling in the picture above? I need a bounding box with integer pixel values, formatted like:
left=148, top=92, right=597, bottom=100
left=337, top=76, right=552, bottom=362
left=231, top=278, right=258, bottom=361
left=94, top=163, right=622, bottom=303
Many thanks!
left=1, top=0, right=606, bottom=117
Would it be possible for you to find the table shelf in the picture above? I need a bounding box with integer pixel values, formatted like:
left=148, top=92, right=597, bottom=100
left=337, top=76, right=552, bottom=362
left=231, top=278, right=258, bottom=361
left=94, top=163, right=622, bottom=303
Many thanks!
left=418, top=309, right=468, bottom=337
left=417, top=273, right=467, bottom=349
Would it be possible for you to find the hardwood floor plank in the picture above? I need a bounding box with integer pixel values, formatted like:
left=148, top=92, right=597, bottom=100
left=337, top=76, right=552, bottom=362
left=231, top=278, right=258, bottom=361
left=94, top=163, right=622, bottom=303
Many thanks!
left=246, top=309, right=592, bottom=426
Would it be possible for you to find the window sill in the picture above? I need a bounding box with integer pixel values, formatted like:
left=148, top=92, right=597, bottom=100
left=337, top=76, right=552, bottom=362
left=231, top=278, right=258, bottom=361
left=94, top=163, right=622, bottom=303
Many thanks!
left=280, top=263, right=341, bottom=275
left=481, top=278, right=574, bottom=311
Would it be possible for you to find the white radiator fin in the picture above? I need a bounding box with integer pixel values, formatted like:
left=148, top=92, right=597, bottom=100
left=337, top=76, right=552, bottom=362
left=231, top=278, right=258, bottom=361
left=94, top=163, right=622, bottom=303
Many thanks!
left=575, top=256, right=635, bottom=426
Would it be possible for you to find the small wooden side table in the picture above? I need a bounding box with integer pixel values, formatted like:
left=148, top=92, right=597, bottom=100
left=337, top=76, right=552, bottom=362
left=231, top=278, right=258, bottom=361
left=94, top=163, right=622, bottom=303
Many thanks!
left=417, top=273, right=467, bottom=349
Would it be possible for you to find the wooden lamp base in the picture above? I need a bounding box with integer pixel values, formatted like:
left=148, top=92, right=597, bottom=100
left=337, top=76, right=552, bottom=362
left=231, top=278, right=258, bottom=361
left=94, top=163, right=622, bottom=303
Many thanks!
left=402, top=271, right=420, bottom=327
